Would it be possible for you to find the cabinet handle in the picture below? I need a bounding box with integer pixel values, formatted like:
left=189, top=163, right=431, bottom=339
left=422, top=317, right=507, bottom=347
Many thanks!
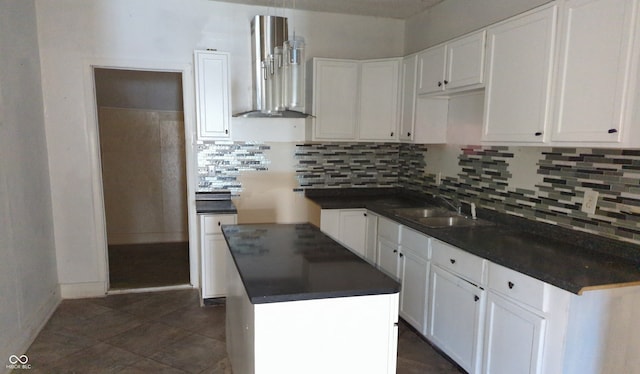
left=534, top=132, right=543, bottom=136
left=399, top=253, right=404, bottom=258
left=474, top=295, right=479, bottom=302
left=443, top=80, right=449, bottom=85
left=437, top=81, right=442, bottom=87
left=363, top=213, right=367, bottom=217
left=393, top=249, right=398, bottom=253
left=218, top=221, right=221, bottom=226
left=407, top=132, right=411, bottom=137
left=508, top=281, right=514, bottom=289
left=225, top=129, right=229, bottom=134
left=608, top=128, right=618, bottom=134
left=390, top=132, right=394, bottom=137
left=450, top=259, right=456, bottom=264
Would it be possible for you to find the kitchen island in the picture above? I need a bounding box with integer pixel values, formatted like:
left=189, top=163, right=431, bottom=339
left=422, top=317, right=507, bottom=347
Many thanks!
left=221, top=223, right=401, bottom=374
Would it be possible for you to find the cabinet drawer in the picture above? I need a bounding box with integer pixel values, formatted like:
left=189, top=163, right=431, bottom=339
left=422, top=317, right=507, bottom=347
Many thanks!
left=378, top=216, right=400, bottom=243
left=400, top=226, right=430, bottom=260
left=203, top=214, right=237, bottom=235
left=488, top=262, right=547, bottom=311
left=431, top=239, right=486, bottom=285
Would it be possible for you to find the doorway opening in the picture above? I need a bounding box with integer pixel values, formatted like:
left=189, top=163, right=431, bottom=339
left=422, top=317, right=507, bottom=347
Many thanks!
left=94, top=68, right=190, bottom=290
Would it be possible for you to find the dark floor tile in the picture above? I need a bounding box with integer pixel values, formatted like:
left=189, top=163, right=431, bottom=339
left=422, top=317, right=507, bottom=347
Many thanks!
left=198, top=357, right=233, bottom=374
left=45, top=299, right=112, bottom=330
left=63, top=309, right=144, bottom=341
left=103, top=321, right=192, bottom=358
left=46, top=343, right=142, bottom=374
left=150, top=333, right=227, bottom=374
left=117, top=358, right=188, bottom=373
left=118, top=290, right=199, bottom=320
left=153, top=303, right=226, bottom=341
left=25, top=326, right=96, bottom=365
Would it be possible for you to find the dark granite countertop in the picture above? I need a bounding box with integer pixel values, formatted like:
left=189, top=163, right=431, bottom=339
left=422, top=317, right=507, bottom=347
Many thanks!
left=305, top=188, right=640, bottom=295
left=196, top=191, right=237, bottom=214
left=221, top=223, right=400, bottom=304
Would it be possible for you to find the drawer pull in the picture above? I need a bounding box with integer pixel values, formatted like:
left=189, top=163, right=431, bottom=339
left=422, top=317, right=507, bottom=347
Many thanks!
left=608, top=128, right=618, bottom=134
left=218, top=221, right=221, bottom=226
left=508, top=281, right=514, bottom=289
left=437, top=81, right=443, bottom=87
left=474, top=295, right=479, bottom=302
left=399, top=253, right=404, bottom=258
left=393, top=249, right=398, bottom=253
left=450, top=259, right=456, bottom=264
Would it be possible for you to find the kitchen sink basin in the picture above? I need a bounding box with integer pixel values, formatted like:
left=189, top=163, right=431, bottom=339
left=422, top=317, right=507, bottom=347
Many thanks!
left=417, top=216, right=493, bottom=228
left=390, top=206, right=494, bottom=228
left=390, top=207, right=456, bottom=219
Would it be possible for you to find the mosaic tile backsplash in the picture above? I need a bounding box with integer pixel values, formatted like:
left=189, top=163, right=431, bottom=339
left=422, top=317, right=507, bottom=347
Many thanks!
left=197, top=142, right=270, bottom=194
left=296, top=142, right=640, bottom=245
left=295, top=143, right=399, bottom=188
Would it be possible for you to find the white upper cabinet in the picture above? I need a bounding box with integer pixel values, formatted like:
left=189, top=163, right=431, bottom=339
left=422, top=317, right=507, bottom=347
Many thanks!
left=399, top=55, right=418, bottom=141
left=482, top=5, right=558, bottom=143
left=551, top=0, right=640, bottom=144
left=194, top=50, right=231, bottom=140
left=358, top=59, right=401, bottom=141
left=312, top=58, right=400, bottom=142
left=417, top=31, right=486, bottom=96
left=312, top=59, right=359, bottom=140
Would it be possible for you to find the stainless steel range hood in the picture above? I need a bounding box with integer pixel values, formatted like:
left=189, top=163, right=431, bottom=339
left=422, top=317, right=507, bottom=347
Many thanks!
left=234, top=15, right=310, bottom=118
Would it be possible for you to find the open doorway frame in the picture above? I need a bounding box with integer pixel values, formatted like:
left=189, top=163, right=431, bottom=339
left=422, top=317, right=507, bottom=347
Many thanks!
left=83, top=58, right=199, bottom=293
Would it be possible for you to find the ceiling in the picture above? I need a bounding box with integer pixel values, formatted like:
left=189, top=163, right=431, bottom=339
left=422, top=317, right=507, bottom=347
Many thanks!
left=214, top=0, right=446, bottom=19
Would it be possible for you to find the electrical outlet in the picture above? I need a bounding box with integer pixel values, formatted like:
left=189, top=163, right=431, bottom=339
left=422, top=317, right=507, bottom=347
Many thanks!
left=582, top=189, right=599, bottom=214
left=435, top=172, right=442, bottom=186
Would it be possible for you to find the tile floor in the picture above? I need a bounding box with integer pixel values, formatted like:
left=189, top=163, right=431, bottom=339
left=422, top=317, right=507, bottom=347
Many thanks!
left=16, top=289, right=463, bottom=373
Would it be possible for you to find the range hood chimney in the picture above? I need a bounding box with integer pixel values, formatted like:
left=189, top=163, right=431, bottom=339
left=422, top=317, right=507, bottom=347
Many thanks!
left=234, top=15, right=309, bottom=118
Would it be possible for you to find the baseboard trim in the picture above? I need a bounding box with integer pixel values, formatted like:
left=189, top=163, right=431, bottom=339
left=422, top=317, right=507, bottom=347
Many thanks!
left=60, top=282, right=107, bottom=299
left=1, top=286, right=60, bottom=374
left=107, top=284, right=193, bottom=295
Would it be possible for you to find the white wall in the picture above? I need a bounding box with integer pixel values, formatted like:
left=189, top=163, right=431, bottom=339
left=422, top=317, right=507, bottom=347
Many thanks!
left=35, top=0, right=404, bottom=295
left=0, top=0, right=60, bottom=366
left=405, top=0, right=551, bottom=54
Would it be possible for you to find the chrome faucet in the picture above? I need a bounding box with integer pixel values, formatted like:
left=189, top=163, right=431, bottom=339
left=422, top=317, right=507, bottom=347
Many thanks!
left=437, top=195, right=461, bottom=215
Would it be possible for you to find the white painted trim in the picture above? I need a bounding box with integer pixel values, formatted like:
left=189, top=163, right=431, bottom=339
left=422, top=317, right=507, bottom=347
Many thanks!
left=0, top=288, right=59, bottom=374
left=107, top=284, right=194, bottom=295
left=60, top=282, right=107, bottom=299
left=82, top=57, right=199, bottom=293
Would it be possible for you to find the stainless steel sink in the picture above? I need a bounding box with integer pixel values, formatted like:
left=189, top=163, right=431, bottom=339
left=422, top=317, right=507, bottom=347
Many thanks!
left=390, top=207, right=455, bottom=219
left=418, top=216, right=493, bottom=228
left=390, top=206, right=494, bottom=228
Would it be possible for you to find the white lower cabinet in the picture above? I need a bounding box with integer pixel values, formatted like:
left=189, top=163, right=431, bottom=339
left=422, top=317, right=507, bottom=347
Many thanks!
left=428, top=265, right=485, bottom=374
left=320, top=209, right=369, bottom=258
left=483, top=291, right=545, bottom=374
left=377, top=238, right=400, bottom=278
left=200, top=214, right=237, bottom=299
left=398, top=226, right=431, bottom=335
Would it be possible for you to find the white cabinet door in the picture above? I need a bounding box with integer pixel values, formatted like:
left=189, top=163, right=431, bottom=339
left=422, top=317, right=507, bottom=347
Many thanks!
left=482, top=5, right=557, bottom=143
left=364, top=212, right=379, bottom=263
left=417, top=45, right=447, bottom=95
left=338, top=210, right=368, bottom=257
left=194, top=51, right=231, bottom=140
left=377, top=238, right=400, bottom=278
left=359, top=59, right=401, bottom=141
left=483, top=291, right=546, bottom=374
left=202, top=236, right=229, bottom=298
left=428, top=265, right=485, bottom=374
left=551, top=0, right=638, bottom=143
left=399, top=249, right=429, bottom=335
left=446, top=31, right=486, bottom=90
left=320, top=209, right=340, bottom=241
left=200, top=214, right=236, bottom=299
left=399, top=55, right=418, bottom=141
left=312, top=59, right=359, bottom=140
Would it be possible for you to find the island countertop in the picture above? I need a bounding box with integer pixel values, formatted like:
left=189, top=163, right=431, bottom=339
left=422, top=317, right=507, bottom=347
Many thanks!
left=221, top=223, right=400, bottom=304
